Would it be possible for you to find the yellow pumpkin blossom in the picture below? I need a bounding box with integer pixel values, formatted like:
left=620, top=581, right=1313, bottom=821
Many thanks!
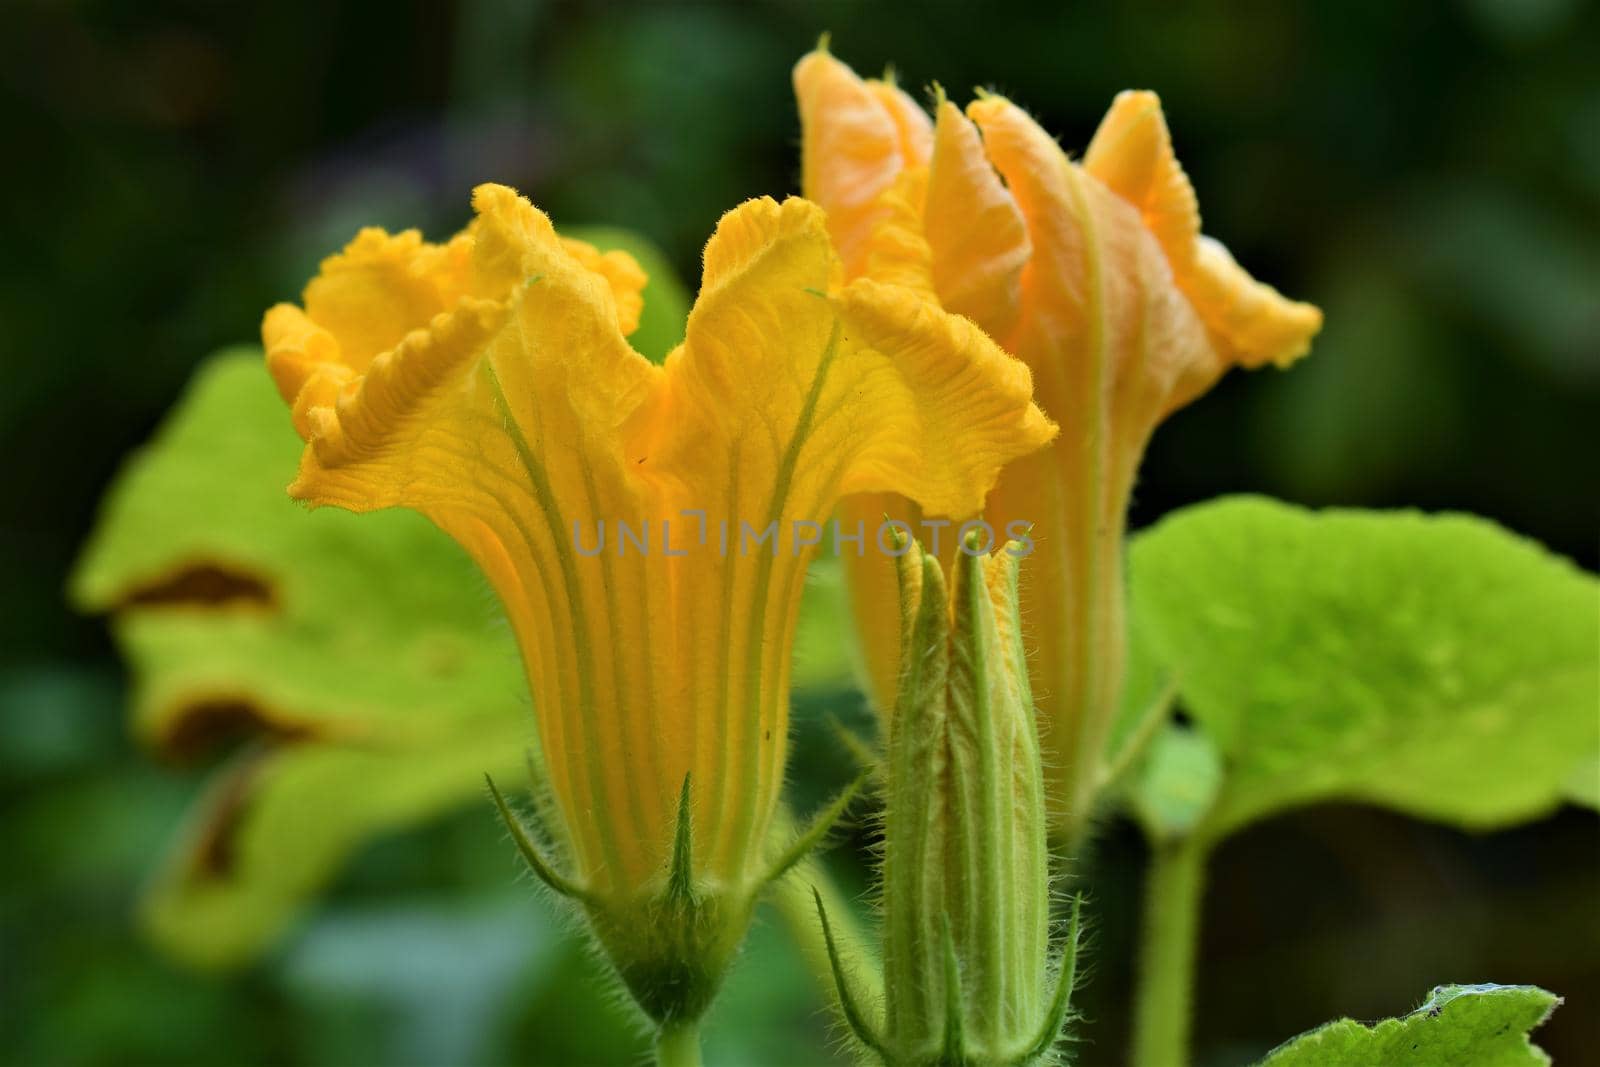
left=264, top=183, right=1054, bottom=1017
left=796, top=47, right=1322, bottom=836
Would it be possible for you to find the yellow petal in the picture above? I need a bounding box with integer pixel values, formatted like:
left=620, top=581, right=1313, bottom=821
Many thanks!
left=561, top=236, right=649, bottom=337
left=960, top=94, right=1210, bottom=827
left=627, top=196, right=840, bottom=880
left=680, top=192, right=1052, bottom=727
left=644, top=196, right=1054, bottom=870
left=1083, top=89, right=1322, bottom=374
left=965, top=94, right=1218, bottom=428
left=924, top=97, right=1031, bottom=336
left=861, top=165, right=936, bottom=295
left=667, top=188, right=1051, bottom=528
left=1187, top=235, right=1324, bottom=369
left=832, top=276, right=1056, bottom=516
left=300, top=228, right=475, bottom=372
left=794, top=47, right=930, bottom=278
left=262, top=303, right=346, bottom=430
left=868, top=77, right=934, bottom=166
left=267, top=184, right=668, bottom=892
left=1082, top=90, right=1201, bottom=277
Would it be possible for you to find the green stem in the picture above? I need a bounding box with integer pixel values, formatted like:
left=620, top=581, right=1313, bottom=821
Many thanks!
left=655, top=1020, right=702, bottom=1067
left=1131, top=834, right=1208, bottom=1067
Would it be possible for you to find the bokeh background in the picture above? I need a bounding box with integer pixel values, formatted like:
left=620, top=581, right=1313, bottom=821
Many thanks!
left=3, top=1, right=1597, bottom=1064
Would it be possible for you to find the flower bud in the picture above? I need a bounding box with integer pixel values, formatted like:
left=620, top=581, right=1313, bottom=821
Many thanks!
left=819, top=532, right=1080, bottom=1065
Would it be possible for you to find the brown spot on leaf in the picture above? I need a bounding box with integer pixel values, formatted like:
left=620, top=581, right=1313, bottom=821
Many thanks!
left=161, top=698, right=319, bottom=763
left=188, top=747, right=272, bottom=878
left=123, top=564, right=276, bottom=610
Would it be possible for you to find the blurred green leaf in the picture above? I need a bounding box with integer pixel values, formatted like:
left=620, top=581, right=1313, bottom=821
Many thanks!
left=1102, top=597, right=1178, bottom=794
left=703, top=910, right=845, bottom=1066
left=71, top=350, right=533, bottom=967
left=560, top=224, right=691, bottom=364
left=1127, top=725, right=1223, bottom=844
left=1128, top=496, right=1599, bottom=839
left=0, top=666, right=123, bottom=779
left=1562, top=754, right=1600, bottom=810
left=1259, top=983, right=1560, bottom=1067
left=793, top=553, right=853, bottom=694
left=72, top=351, right=526, bottom=763
left=282, top=895, right=553, bottom=1067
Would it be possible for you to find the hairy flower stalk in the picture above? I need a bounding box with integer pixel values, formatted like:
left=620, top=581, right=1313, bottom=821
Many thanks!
left=264, top=185, right=1053, bottom=1037
left=818, top=533, right=1082, bottom=1065
left=796, top=47, right=1323, bottom=838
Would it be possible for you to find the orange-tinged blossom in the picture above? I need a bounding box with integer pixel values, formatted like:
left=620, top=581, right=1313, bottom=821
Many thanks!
left=796, top=49, right=1322, bottom=833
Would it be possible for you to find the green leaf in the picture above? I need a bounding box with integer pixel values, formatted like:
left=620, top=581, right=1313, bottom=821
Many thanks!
left=1129, top=496, right=1600, bottom=838
left=72, top=350, right=534, bottom=967
left=560, top=224, right=690, bottom=364
left=1259, top=984, right=1561, bottom=1067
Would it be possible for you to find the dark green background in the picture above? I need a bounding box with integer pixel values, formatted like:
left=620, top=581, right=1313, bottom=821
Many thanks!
left=2, top=2, right=1596, bottom=1064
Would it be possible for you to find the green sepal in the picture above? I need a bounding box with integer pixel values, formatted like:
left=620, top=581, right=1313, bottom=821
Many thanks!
left=813, top=886, right=889, bottom=1060
left=763, top=771, right=869, bottom=887
left=667, top=773, right=697, bottom=906
left=484, top=773, right=592, bottom=904
left=581, top=773, right=750, bottom=1027
left=1013, top=894, right=1083, bottom=1065
left=581, top=658, right=868, bottom=1026
left=586, top=889, right=749, bottom=1028
left=939, top=914, right=966, bottom=1064
left=827, top=712, right=884, bottom=780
